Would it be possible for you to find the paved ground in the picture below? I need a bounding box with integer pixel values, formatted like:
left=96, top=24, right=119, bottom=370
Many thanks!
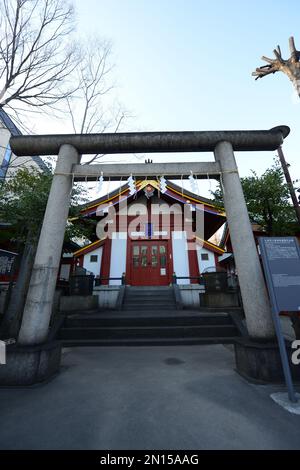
left=0, top=344, right=299, bottom=450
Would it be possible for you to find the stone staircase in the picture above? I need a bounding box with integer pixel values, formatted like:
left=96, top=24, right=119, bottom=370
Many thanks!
left=122, top=286, right=177, bottom=311
left=58, top=313, right=242, bottom=347
left=57, top=285, right=244, bottom=347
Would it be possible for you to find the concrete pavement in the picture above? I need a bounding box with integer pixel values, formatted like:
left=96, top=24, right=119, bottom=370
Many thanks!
left=0, top=344, right=299, bottom=450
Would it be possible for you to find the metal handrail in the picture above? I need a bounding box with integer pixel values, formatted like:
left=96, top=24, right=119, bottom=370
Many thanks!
left=95, top=274, right=125, bottom=285
left=172, top=274, right=204, bottom=284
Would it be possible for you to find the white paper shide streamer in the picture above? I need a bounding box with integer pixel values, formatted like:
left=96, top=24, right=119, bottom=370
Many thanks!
left=159, top=176, right=167, bottom=194
left=96, top=172, right=104, bottom=194
left=188, top=171, right=197, bottom=193
left=127, top=174, right=136, bottom=195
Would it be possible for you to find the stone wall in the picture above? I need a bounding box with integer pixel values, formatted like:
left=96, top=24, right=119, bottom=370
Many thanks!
left=93, top=285, right=121, bottom=309
left=178, top=284, right=205, bottom=309
left=59, top=295, right=98, bottom=312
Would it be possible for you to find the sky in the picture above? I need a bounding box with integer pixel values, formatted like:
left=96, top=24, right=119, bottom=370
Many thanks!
left=41, top=0, right=300, bottom=197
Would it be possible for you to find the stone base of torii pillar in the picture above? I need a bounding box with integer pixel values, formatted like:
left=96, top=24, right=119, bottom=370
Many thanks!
left=0, top=341, right=61, bottom=386
left=234, top=338, right=300, bottom=383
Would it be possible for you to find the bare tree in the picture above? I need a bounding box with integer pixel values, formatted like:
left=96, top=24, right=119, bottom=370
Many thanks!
left=0, top=1, right=129, bottom=164
left=65, top=38, right=128, bottom=164
left=0, top=0, right=79, bottom=127
left=252, top=36, right=300, bottom=96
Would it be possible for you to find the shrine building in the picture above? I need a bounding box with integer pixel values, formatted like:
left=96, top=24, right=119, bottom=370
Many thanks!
left=68, top=179, right=226, bottom=286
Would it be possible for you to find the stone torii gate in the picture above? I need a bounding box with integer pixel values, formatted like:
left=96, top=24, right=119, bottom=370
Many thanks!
left=0, top=126, right=290, bottom=385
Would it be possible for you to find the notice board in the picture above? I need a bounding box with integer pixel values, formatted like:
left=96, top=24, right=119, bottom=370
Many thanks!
left=259, top=237, right=300, bottom=313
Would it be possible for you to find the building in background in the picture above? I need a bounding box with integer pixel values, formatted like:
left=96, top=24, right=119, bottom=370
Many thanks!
left=66, top=179, right=226, bottom=286
left=0, top=108, right=48, bottom=179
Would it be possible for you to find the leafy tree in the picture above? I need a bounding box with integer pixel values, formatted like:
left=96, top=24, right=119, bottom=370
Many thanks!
left=212, top=160, right=299, bottom=236
left=0, top=167, right=93, bottom=337
left=0, top=166, right=92, bottom=242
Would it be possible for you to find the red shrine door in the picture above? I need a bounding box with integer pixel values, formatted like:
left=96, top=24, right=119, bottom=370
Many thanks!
left=130, top=241, right=170, bottom=286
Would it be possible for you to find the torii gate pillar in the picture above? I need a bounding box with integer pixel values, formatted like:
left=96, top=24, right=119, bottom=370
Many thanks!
left=0, top=144, right=79, bottom=385
left=214, top=141, right=275, bottom=339
left=18, top=144, right=80, bottom=345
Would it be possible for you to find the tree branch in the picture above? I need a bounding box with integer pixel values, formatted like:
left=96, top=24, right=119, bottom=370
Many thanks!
left=252, top=36, right=300, bottom=94
left=0, top=0, right=79, bottom=112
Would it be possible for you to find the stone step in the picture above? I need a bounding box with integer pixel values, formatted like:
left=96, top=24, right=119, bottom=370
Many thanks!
left=198, top=307, right=243, bottom=314
left=64, top=313, right=233, bottom=328
left=59, top=324, right=238, bottom=340
left=126, top=286, right=173, bottom=291
left=123, top=284, right=176, bottom=310
left=122, top=305, right=177, bottom=311
left=60, top=336, right=238, bottom=347
left=124, top=297, right=175, bottom=303
left=124, top=296, right=176, bottom=301
left=125, top=289, right=174, bottom=295
left=124, top=295, right=175, bottom=302
left=122, top=286, right=177, bottom=312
